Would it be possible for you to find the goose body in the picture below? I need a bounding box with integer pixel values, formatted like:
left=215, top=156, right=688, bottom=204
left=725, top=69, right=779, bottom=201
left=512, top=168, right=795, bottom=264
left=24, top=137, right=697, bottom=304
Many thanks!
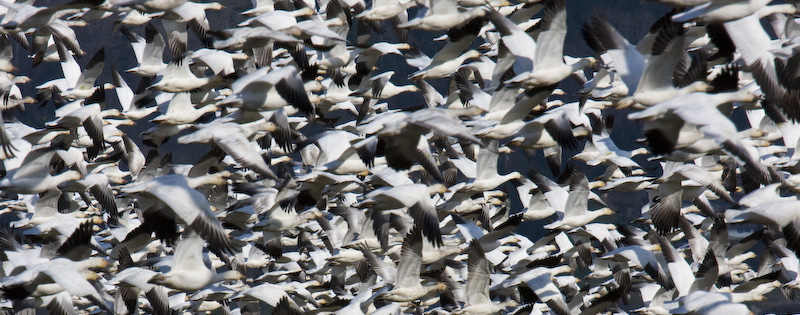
left=148, top=232, right=243, bottom=291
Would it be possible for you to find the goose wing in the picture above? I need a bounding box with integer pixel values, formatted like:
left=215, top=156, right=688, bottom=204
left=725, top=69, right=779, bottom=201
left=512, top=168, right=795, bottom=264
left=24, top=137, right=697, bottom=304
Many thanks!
left=395, top=228, right=423, bottom=290
left=142, top=23, right=165, bottom=68
left=533, top=0, right=567, bottom=70
left=172, top=231, right=207, bottom=272
left=583, top=14, right=646, bottom=94
left=42, top=259, right=113, bottom=312
left=563, top=168, right=590, bottom=217
left=131, top=175, right=239, bottom=254
left=213, top=129, right=277, bottom=180
left=74, top=48, right=105, bottom=91
left=485, top=8, right=535, bottom=70
left=635, top=20, right=685, bottom=93
left=465, top=240, right=491, bottom=306
left=524, top=270, right=570, bottom=315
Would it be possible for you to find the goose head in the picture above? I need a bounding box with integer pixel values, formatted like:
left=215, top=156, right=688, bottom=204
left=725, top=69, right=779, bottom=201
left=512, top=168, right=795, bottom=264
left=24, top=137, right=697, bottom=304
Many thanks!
left=187, top=171, right=231, bottom=188
left=58, top=170, right=84, bottom=182
left=685, top=81, right=710, bottom=93
left=630, top=147, right=650, bottom=157
left=77, top=256, right=110, bottom=270
left=572, top=57, right=598, bottom=71
left=594, top=207, right=615, bottom=217
left=427, top=184, right=449, bottom=195
left=461, top=50, right=483, bottom=62
left=215, top=270, right=245, bottom=282
left=201, top=2, right=225, bottom=10
left=100, top=109, right=124, bottom=119
left=615, top=97, right=636, bottom=109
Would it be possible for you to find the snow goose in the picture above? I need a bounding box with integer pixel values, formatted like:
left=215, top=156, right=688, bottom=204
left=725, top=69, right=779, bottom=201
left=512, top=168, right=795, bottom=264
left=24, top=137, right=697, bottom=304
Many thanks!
left=543, top=168, right=614, bottom=230
left=0, top=35, right=15, bottom=72
left=503, top=102, right=593, bottom=151
left=648, top=162, right=737, bottom=234
left=150, top=92, right=217, bottom=125
left=356, top=0, right=415, bottom=21
left=112, top=8, right=160, bottom=25
left=646, top=0, right=711, bottom=6
left=109, top=0, right=188, bottom=12
left=359, top=183, right=446, bottom=247
left=111, top=70, right=158, bottom=120
left=458, top=140, right=521, bottom=192
left=572, top=130, right=647, bottom=172
left=488, top=0, right=596, bottom=87
left=119, top=173, right=240, bottom=253
left=120, top=23, right=166, bottom=77
left=12, top=189, right=103, bottom=240
left=0, top=148, right=82, bottom=194
left=602, top=243, right=676, bottom=291
left=582, top=14, right=648, bottom=97
left=26, top=17, right=83, bottom=65
left=0, top=0, right=95, bottom=32
left=672, top=0, right=774, bottom=24
left=410, top=49, right=483, bottom=80
left=352, top=71, right=419, bottom=121
left=346, top=41, right=411, bottom=86
left=149, top=52, right=222, bottom=93
left=628, top=87, right=777, bottom=185
left=455, top=241, right=519, bottom=314
left=55, top=45, right=98, bottom=94
left=494, top=265, right=572, bottom=315
left=477, top=84, right=554, bottom=131
left=190, top=48, right=240, bottom=76
left=592, top=16, right=709, bottom=108
left=240, top=7, right=343, bottom=41
left=654, top=234, right=696, bottom=297
left=218, top=65, right=315, bottom=119
left=376, top=228, right=448, bottom=302
left=211, top=24, right=302, bottom=54
left=452, top=213, right=523, bottom=264
left=725, top=185, right=800, bottom=251
left=0, top=111, right=25, bottom=162
left=252, top=206, right=324, bottom=233
left=241, top=0, right=275, bottom=16
left=410, top=16, right=484, bottom=79
left=108, top=248, right=170, bottom=315
left=162, top=1, right=223, bottom=47
left=58, top=172, right=119, bottom=223
left=398, top=0, right=485, bottom=31
left=749, top=53, right=800, bottom=125
left=765, top=237, right=800, bottom=291
left=0, top=124, right=30, bottom=172
left=177, top=117, right=281, bottom=179
left=139, top=122, right=193, bottom=147
left=39, top=46, right=112, bottom=101
left=523, top=169, right=570, bottom=219
left=1, top=256, right=113, bottom=312
left=671, top=288, right=776, bottom=314
left=295, top=130, right=372, bottom=175
left=358, top=107, right=485, bottom=171
left=513, top=177, right=558, bottom=221
left=46, top=99, right=120, bottom=158
left=148, top=230, right=244, bottom=291
left=453, top=66, right=493, bottom=110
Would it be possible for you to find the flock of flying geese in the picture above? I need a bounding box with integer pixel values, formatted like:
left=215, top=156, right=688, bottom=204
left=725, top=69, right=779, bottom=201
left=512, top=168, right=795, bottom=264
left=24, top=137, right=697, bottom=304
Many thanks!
left=2, top=0, right=800, bottom=314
